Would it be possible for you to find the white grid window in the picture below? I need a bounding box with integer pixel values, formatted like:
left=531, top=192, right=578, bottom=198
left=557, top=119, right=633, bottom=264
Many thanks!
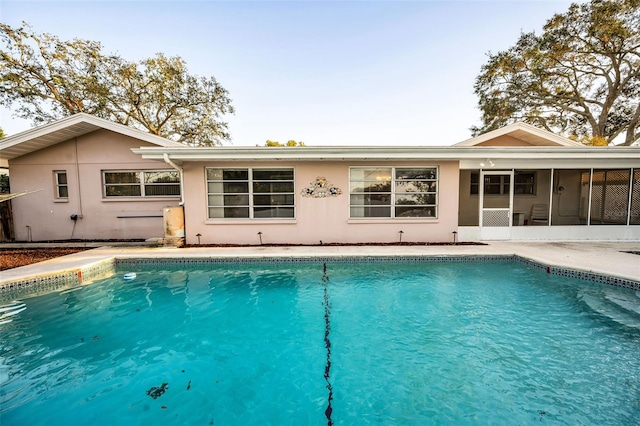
left=471, top=171, right=536, bottom=195
left=103, top=170, right=180, bottom=198
left=54, top=170, right=68, bottom=199
left=349, top=167, right=438, bottom=218
left=206, top=168, right=295, bottom=219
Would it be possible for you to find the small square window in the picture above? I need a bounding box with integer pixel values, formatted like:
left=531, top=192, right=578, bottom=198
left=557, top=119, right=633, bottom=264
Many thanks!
left=514, top=172, right=536, bottom=195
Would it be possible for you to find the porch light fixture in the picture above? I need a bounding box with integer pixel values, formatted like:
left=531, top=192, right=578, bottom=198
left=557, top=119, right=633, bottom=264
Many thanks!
left=480, top=158, right=495, bottom=168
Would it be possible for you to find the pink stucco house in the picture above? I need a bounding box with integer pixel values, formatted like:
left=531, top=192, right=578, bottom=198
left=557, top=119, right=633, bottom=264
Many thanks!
left=1, top=113, right=639, bottom=244
left=0, top=114, right=183, bottom=241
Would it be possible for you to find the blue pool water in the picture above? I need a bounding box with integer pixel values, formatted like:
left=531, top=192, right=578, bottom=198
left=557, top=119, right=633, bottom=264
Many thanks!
left=1, top=260, right=640, bottom=425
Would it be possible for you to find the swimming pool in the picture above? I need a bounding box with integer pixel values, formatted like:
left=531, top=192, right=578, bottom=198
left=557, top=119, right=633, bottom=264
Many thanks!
left=1, top=259, right=640, bottom=424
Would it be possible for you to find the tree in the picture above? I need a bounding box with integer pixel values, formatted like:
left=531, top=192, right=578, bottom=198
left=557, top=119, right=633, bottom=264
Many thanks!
left=0, top=22, right=234, bottom=146
left=473, top=0, right=640, bottom=146
left=264, top=139, right=306, bottom=147
left=0, top=125, right=8, bottom=193
left=0, top=175, right=8, bottom=193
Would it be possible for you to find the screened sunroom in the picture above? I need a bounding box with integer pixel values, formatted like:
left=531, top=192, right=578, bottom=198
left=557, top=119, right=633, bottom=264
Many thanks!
left=458, top=167, right=640, bottom=241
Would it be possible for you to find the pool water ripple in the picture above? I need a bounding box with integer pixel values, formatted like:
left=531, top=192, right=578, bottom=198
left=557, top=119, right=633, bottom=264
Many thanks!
left=1, top=261, right=640, bottom=425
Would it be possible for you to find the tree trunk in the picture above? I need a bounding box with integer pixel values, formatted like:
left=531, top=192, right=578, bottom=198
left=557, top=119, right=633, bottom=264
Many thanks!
left=0, top=200, right=15, bottom=241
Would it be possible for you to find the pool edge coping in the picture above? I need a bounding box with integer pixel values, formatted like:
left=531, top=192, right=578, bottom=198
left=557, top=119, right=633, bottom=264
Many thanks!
left=2, top=250, right=639, bottom=301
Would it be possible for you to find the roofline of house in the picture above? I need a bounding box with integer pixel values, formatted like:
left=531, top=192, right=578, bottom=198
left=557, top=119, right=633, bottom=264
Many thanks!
left=454, top=122, right=584, bottom=147
left=0, top=113, right=183, bottom=160
left=132, top=145, right=640, bottom=163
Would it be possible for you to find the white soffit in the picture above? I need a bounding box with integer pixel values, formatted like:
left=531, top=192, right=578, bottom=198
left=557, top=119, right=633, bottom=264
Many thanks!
left=132, top=145, right=640, bottom=163
left=0, top=113, right=183, bottom=160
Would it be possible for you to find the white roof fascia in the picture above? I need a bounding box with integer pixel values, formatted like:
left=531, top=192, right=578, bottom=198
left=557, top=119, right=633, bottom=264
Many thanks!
left=134, top=145, right=640, bottom=162
left=0, top=113, right=183, bottom=160
left=459, top=157, right=640, bottom=169
left=454, top=122, right=583, bottom=147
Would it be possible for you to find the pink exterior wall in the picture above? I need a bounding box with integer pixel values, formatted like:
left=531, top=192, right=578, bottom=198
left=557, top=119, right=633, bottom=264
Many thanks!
left=182, top=161, right=460, bottom=245
left=8, top=130, right=180, bottom=241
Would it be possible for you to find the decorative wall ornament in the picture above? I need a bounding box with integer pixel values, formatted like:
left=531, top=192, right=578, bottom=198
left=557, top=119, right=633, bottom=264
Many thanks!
left=301, top=177, right=342, bottom=198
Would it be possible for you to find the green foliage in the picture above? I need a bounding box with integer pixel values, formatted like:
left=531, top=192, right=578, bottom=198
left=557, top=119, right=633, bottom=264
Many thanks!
left=0, top=174, right=9, bottom=193
left=473, top=0, right=640, bottom=146
left=265, top=139, right=306, bottom=147
left=0, top=22, right=234, bottom=146
left=0, top=127, right=5, bottom=139
left=569, top=135, right=610, bottom=146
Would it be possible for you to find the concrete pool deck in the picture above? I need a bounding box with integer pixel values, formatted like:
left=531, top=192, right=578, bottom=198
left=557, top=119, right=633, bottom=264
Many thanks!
left=1, top=241, right=639, bottom=291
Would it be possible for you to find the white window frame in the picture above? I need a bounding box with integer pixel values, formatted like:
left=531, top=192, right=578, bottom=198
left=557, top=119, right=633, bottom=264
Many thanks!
left=349, top=166, right=438, bottom=219
left=471, top=171, right=537, bottom=196
left=206, top=167, right=296, bottom=219
left=102, top=170, right=181, bottom=198
left=53, top=170, right=68, bottom=199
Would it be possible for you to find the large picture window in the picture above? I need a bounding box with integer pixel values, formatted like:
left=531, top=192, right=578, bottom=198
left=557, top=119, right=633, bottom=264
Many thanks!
left=103, top=170, right=180, bottom=198
left=206, top=168, right=295, bottom=219
left=349, top=167, right=437, bottom=218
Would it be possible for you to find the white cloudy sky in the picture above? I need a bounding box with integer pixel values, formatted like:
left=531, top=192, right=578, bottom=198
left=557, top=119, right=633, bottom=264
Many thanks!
left=0, top=0, right=578, bottom=146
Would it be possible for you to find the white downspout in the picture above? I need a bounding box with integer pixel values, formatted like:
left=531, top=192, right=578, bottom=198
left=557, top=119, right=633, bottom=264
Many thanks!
left=163, top=153, right=184, bottom=206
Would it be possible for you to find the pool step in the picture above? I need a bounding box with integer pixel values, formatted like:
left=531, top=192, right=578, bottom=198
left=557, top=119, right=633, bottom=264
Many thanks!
left=0, top=300, right=26, bottom=325
left=580, top=291, right=640, bottom=329
left=605, top=290, right=640, bottom=316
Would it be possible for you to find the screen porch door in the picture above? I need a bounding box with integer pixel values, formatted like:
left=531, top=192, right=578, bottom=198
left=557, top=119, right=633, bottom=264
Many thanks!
left=479, top=170, right=514, bottom=240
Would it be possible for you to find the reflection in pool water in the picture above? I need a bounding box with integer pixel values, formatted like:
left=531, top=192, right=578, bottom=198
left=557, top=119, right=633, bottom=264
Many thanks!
left=1, top=260, right=640, bottom=425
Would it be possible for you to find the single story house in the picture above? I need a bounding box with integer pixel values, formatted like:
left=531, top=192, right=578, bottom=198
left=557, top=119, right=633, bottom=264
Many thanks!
left=1, top=113, right=638, bottom=244
left=0, top=114, right=184, bottom=242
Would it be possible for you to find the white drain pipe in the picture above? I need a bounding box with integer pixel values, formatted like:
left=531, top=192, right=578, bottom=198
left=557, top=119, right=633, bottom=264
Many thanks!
left=163, top=153, right=184, bottom=206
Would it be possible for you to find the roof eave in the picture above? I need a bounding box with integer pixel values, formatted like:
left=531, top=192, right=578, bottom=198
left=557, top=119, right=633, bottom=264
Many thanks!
left=132, top=145, right=640, bottom=162
left=0, top=113, right=183, bottom=160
